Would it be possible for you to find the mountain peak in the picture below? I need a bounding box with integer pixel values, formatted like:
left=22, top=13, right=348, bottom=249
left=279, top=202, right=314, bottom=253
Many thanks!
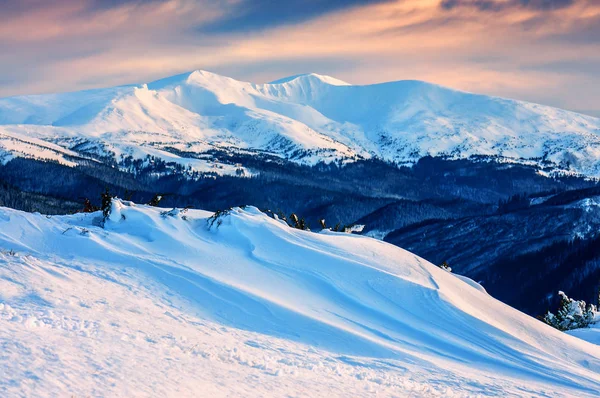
left=269, top=73, right=350, bottom=86
left=146, top=69, right=240, bottom=90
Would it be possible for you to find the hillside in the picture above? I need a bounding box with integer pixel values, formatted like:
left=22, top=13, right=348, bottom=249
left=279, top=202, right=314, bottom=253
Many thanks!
left=1, top=202, right=600, bottom=397
left=385, top=193, right=600, bottom=315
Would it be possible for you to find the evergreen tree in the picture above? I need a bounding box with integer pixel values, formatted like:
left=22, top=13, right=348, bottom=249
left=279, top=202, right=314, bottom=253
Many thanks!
left=543, top=291, right=597, bottom=331
left=288, top=213, right=309, bottom=230
left=81, top=198, right=98, bottom=213
left=147, top=194, right=164, bottom=207
left=298, top=217, right=308, bottom=231
left=101, top=188, right=113, bottom=219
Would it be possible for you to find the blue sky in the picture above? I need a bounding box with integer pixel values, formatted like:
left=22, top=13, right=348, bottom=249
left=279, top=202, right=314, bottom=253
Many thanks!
left=0, top=0, right=599, bottom=116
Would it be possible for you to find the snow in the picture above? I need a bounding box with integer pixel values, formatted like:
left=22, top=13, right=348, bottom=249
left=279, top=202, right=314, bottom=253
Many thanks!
left=269, top=73, right=351, bottom=86
left=1, top=201, right=600, bottom=397
left=0, top=128, right=81, bottom=167
left=568, top=322, right=600, bottom=346
left=0, top=70, right=600, bottom=175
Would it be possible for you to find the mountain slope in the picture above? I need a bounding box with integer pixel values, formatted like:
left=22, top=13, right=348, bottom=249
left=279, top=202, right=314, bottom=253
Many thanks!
left=1, top=70, right=600, bottom=175
left=1, top=202, right=599, bottom=396
left=384, top=194, right=600, bottom=315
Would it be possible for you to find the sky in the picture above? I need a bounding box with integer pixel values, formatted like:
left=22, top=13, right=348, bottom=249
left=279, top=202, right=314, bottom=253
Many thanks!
left=0, top=0, right=599, bottom=116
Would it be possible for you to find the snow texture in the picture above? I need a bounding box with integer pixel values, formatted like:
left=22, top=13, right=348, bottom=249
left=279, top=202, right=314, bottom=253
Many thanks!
left=568, top=320, right=600, bottom=346
left=1, top=202, right=600, bottom=397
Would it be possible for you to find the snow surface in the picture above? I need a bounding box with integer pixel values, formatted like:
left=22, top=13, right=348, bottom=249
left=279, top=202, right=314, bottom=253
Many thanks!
left=1, top=70, right=600, bottom=175
left=1, top=202, right=600, bottom=397
left=0, top=129, right=82, bottom=167
left=568, top=321, right=600, bottom=346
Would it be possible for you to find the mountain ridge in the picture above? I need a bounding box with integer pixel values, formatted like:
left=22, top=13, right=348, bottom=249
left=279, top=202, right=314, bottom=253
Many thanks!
left=1, top=69, right=600, bottom=177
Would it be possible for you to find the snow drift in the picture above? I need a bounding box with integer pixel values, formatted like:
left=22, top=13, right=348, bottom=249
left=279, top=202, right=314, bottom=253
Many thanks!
left=1, top=201, right=599, bottom=397
left=1, top=70, right=600, bottom=176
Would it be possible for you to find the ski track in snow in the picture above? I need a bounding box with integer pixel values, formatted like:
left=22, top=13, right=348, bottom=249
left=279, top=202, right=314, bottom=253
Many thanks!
left=1, top=202, right=600, bottom=397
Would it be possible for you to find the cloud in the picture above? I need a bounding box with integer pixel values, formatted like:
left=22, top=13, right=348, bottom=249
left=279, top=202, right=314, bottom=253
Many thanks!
left=0, top=0, right=598, bottom=116
left=198, top=0, right=394, bottom=33
left=0, top=0, right=166, bottom=12
left=440, top=0, right=576, bottom=12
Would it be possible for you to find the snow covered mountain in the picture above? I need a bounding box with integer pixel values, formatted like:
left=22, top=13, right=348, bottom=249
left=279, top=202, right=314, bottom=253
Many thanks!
left=1, top=201, right=600, bottom=396
left=1, top=70, right=600, bottom=176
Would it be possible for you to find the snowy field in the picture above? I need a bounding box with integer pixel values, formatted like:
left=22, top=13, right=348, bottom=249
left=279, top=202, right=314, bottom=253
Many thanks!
left=1, top=202, right=600, bottom=397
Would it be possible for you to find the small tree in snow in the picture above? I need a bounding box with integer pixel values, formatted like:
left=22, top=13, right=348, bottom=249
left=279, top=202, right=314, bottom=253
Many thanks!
left=161, top=207, right=187, bottom=218
left=344, top=224, right=365, bottom=234
left=439, top=261, right=452, bottom=272
left=81, top=198, right=98, bottom=213
left=101, top=188, right=113, bottom=219
left=147, top=194, right=164, bottom=207
left=297, top=218, right=308, bottom=231
left=330, top=222, right=364, bottom=234
left=543, top=291, right=597, bottom=331
left=319, top=219, right=327, bottom=229
left=207, top=208, right=233, bottom=229
left=289, top=213, right=309, bottom=230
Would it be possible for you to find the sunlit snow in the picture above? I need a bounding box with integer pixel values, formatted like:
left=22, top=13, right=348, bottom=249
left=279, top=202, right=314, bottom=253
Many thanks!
left=1, top=202, right=599, bottom=397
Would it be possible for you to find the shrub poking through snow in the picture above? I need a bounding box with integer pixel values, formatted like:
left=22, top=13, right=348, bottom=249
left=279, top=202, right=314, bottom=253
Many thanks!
left=275, top=210, right=287, bottom=223
left=207, top=208, right=234, bottom=229
left=1, top=249, right=17, bottom=256
left=101, top=188, right=113, bottom=220
left=161, top=207, right=190, bottom=219
left=147, top=194, right=165, bottom=207
left=439, top=261, right=452, bottom=272
left=344, top=224, right=365, bottom=234
left=256, top=209, right=290, bottom=227
left=107, top=199, right=127, bottom=223
left=207, top=207, right=363, bottom=235
left=288, top=213, right=309, bottom=230
left=543, top=291, right=597, bottom=331
left=98, top=197, right=128, bottom=226
left=81, top=198, right=99, bottom=213
left=289, top=213, right=299, bottom=228
left=330, top=223, right=364, bottom=234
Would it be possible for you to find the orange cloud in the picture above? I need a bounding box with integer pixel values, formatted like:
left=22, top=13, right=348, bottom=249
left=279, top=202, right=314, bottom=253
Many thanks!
left=0, top=0, right=598, bottom=115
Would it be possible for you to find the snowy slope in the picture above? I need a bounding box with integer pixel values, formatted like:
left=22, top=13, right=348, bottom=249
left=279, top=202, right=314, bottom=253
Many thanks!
left=1, top=70, right=600, bottom=175
left=0, top=129, right=83, bottom=167
left=1, top=202, right=600, bottom=397
left=569, top=322, right=600, bottom=346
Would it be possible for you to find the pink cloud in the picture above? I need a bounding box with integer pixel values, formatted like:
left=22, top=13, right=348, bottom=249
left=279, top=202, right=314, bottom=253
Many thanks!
left=0, top=0, right=598, bottom=115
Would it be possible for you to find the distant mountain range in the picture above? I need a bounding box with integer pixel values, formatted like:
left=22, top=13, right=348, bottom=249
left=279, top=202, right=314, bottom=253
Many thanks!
left=1, top=70, right=600, bottom=177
